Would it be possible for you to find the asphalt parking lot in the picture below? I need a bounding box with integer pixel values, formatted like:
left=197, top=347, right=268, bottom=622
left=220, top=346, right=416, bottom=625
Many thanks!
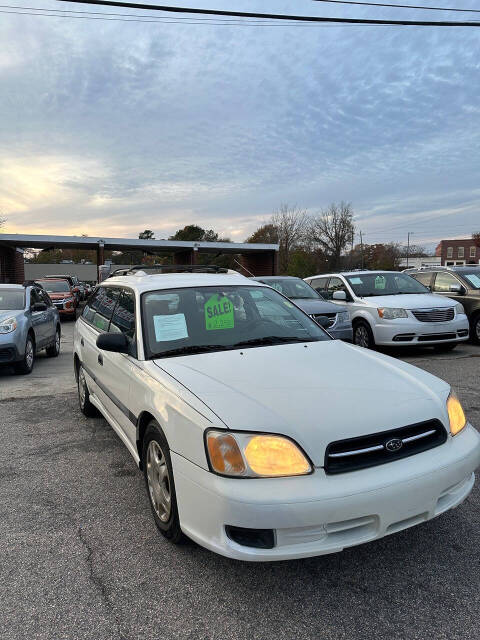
left=1, top=326, right=479, bottom=640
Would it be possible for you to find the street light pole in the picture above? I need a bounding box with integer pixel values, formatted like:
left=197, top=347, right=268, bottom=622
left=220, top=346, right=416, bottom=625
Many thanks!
left=406, top=232, right=413, bottom=268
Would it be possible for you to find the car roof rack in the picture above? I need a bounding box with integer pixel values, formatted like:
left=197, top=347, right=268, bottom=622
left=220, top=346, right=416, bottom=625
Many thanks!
left=118, top=264, right=230, bottom=275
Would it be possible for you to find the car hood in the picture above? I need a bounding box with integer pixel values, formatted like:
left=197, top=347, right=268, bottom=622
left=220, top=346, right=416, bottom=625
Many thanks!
left=358, top=293, right=456, bottom=309
left=291, top=298, right=346, bottom=315
left=154, top=340, right=450, bottom=466
left=0, top=310, right=23, bottom=321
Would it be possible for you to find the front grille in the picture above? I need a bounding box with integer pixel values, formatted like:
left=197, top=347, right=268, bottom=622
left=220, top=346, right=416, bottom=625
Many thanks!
left=418, top=333, right=456, bottom=342
left=324, top=419, right=447, bottom=474
left=412, top=308, right=454, bottom=322
left=311, top=312, right=337, bottom=328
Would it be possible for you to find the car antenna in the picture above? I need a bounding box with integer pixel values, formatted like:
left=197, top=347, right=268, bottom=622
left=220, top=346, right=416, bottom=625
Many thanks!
left=233, top=258, right=254, bottom=277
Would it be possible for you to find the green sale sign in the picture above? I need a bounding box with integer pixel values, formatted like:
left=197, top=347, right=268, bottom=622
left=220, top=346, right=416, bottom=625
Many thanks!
left=204, top=294, right=235, bottom=330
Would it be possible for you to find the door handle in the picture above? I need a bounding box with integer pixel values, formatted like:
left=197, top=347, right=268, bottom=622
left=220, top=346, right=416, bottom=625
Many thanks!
left=81, top=338, right=84, bottom=346
left=98, top=353, right=103, bottom=366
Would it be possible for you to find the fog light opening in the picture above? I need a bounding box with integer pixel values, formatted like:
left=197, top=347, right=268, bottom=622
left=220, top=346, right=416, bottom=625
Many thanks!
left=225, top=525, right=275, bottom=549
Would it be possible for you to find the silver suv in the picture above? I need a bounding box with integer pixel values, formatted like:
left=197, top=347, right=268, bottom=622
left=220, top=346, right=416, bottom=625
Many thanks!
left=0, top=283, right=61, bottom=374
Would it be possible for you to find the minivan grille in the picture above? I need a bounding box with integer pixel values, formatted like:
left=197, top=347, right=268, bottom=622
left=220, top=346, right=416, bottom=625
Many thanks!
left=412, top=308, right=454, bottom=322
left=324, top=419, right=447, bottom=474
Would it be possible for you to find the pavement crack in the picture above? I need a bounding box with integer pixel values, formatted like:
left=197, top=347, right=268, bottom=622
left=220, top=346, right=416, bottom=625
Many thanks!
left=77, top=526, right=129, bottom=640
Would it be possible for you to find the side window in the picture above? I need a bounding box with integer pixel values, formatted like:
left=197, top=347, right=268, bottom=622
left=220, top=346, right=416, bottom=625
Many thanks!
left=325, top=277, right=347, bottom=300
left=82, top=287, right=120, bottom=331
left=310, top=277, right=327, bottom=293
left=109, top=289, right=136, bottom=356
left=30, top=288, right=44, bottom=308
left=433, top=272, right=460, bottom=293
left=411, top=272, right=432, bottom=288
left=40, top=289, right=53, bottom=306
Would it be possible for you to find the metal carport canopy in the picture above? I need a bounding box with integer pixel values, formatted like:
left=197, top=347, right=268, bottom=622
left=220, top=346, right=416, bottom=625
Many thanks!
left=0, top=233, right=278, bottom=254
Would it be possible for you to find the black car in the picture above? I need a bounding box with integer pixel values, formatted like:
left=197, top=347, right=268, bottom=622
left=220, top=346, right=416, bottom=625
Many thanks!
left=251, top=276, right=353, bottom=341
left=409, top=266, right=480, bottom=343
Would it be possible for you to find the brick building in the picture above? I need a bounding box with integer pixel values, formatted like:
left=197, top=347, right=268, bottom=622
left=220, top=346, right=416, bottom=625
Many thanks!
left=0, top=245, right=25, bottom=283
left=435, top=239, right=479, bottom=266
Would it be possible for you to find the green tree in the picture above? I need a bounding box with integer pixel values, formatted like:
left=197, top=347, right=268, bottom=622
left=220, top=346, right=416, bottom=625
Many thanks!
left=139, top=230, right=155, bottom=240
left=170, top=225, right=207, bottom=242
left=246, top=223, right=278, bottom=245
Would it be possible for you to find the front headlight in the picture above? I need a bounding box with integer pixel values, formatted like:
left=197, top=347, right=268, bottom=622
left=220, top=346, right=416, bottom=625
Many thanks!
left=337, top=311, right=350, bottom=324
left=205, top=430, right=312, bottom=478
left=0, top=317, right=18, bottom=334
left=455, top=303, right=466, bottom=316
left=377, top=308, right=408, bottom=319
left=447, top=390, right=467, bottom=436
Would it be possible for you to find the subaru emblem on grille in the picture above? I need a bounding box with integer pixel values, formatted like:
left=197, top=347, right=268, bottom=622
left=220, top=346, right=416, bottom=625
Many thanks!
left=385, top=437, right=403, bottom=452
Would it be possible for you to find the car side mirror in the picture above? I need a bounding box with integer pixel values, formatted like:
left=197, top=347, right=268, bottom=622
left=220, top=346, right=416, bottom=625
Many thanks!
left=449, top=284, right=465, bottom=295
left=96, top=332, right=128, bottom=353
left=32, top=302, right=47, bottom=312
left=332, top=290, right=347, bottom=301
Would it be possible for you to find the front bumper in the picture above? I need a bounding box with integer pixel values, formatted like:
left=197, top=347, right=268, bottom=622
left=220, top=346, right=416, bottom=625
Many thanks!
left=330, top=326, right=353, bottom=342
left=373, top=315, right=469, bottom=346
left=172, top=424, right=480, bottom=561
left=0, top=339, right=21, bottom=363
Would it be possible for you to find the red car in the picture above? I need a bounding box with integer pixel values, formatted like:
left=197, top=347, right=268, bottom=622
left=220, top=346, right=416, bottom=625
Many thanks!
left=36, top=278, right=77, bottom=319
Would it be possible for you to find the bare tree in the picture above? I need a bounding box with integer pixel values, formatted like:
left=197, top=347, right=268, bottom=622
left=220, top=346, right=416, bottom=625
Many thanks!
left=310, top=202, right=355, bottom=270
left=271, top=204, right=309, bottom=273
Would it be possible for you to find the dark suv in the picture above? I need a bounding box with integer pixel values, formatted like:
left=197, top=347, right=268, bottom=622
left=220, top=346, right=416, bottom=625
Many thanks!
left=409, top=266, right=480, bottom=343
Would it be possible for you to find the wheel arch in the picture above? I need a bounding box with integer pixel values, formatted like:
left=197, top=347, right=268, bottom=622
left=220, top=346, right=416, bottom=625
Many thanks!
left=73, top=352, right=80, bottom=382
left=136, top=410, right=158, bottom=470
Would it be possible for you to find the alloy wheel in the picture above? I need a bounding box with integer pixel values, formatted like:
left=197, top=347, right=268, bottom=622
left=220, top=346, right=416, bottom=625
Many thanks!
left=78, top=367, right=87, bottom=408
left=146, top=441, right=172, bottom=523
left=354, top=325, right=370, bottom=348
left=25, top=340, right=34, bottom=369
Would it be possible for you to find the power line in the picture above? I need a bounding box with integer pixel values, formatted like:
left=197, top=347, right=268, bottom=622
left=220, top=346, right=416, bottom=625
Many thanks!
left=311, top=0, right=480, bottom=14
left=56, top=1, right=480, bottom=27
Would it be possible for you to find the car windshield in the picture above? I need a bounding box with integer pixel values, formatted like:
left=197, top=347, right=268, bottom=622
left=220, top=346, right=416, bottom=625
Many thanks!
left=345, top=272, right=429, bottom=297
left=261, top=278, right=321, bottom=300
left=0, top=289, right=25, bottom=310
left=462, top=272, right=480, bottom=289
left=39, top=280, right=70, bottom=293
left=142, top=285, right=330, bottom=359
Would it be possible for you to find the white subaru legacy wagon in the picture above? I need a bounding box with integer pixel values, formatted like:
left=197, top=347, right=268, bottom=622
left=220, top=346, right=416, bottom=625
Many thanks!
left=73, top=268, right=480, bottom=561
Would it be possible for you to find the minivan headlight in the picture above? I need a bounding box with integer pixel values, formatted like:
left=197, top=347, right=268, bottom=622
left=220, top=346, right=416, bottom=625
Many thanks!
left=447, top=390, right=466, bottom=436
left=337, top=311, right=350, bottom=324
left=205, top=430, right=312, bottom=478
left=377, top=308, right=408, bottom=319
left=455, top=303, right=466, bottom=316
left=0, top=317, right=17, bottom=334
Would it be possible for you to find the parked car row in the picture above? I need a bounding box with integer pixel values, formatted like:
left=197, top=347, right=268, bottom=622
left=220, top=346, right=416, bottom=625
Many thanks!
left=72, top=266, right=480, bottom=561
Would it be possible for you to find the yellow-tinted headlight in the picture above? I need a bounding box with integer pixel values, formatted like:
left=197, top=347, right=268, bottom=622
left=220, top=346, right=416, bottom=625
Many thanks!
left=447, top=391, right=467, bottom=436
left=205, top=430, right=312, bottom=478
left=244, top=435, right=311, bottom=477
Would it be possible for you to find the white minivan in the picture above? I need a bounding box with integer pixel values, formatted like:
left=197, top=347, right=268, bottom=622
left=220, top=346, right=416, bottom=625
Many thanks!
left=304, top=271, right=469, bottom=350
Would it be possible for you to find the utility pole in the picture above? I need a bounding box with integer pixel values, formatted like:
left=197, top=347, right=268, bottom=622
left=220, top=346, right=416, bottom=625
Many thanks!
left=406, top=232, right=413, bottom=268
left=350, top=229, right=354, bottom=268
left=360, top=231, right=364, bottom=269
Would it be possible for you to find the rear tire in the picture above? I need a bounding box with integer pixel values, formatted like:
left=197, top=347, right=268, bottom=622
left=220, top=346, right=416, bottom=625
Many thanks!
left=14, top=335, right=35, bottom=375
left=78, top=365, right=98, bottom=417
left=46, top=327, right=61, bottom=357
left=353, top=320, right=375, bottom=350
left=433, top=343, right=457, bottom=353
left=142, top=421, right=186, bottom=544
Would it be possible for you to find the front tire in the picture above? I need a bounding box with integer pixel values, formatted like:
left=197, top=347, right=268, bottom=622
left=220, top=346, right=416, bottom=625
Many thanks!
left=78, top=365, right=98, bottom=417
left=46, top=327, right=61, bottom=357
left=14, top=335, right=35, bottom=375
left=353, top=320, right=375, bottom=349
left=471, top=314, right=480, bottom=345
left=142, top=421, right=186, bottom=544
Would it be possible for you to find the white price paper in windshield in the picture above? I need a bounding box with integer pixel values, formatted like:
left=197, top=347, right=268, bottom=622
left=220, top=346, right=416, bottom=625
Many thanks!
left=350, top=277, right=363, bottom=284
left=153, top=314, right=188, bottom=342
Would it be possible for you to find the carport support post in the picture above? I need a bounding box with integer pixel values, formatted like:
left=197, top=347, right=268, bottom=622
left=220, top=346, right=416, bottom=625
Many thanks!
left=97, top=242, right=105, bottom=282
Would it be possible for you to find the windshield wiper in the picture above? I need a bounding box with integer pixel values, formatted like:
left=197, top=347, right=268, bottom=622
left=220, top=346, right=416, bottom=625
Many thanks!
left=232, top=336, right=316, bottom=348
left=150, top=344, right=229, bottom=359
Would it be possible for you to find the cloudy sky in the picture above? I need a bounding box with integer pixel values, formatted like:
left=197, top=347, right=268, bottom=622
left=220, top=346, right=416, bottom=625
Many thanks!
left=1, top=0, right=479, bottom=251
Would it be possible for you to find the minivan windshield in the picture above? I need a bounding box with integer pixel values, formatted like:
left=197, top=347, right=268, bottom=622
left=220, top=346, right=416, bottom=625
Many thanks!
left=345, top=272, right=429, bottom=297
left=261, top=278, right=321, bottom=300
left=462, top=272, right=480, bottom=289
left=38, top=280, right=70, bottom=293
left=142, top=285, right=330, bottom=359
left=0, top=289, right=25, bottom=310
